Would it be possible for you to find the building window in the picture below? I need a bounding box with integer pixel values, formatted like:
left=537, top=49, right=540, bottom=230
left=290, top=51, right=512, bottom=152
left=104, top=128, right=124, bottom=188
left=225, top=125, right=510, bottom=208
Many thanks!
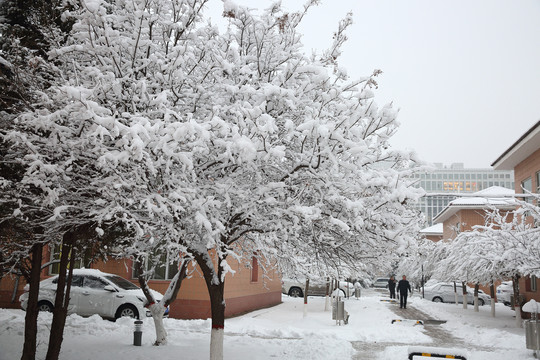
left=526, top=275, right=537, bottom=292
left=251, top=256, right=259, bottom=282
left=133, top=252, right=179, bottom=280
left=536, top=171, right=540, bottom=193
left=48, top=244, right=90, bottom=275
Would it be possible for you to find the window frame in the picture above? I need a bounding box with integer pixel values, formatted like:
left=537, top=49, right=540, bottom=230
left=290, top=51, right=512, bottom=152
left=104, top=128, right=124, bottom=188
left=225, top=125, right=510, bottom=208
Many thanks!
left=133, top=251, right=179, bottom=281
left=522, top=177, right=533, bottom=203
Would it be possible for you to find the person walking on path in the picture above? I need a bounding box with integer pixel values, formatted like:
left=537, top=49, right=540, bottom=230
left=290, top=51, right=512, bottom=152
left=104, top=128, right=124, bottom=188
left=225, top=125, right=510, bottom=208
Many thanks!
left=388, top=276, right=396, bottom=299
left=397, top=275, right=412, bottom=309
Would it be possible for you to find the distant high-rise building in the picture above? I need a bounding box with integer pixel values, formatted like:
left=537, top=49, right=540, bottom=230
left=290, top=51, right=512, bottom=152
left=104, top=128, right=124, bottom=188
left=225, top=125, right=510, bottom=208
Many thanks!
left=413, top=163, right=514, bottom=225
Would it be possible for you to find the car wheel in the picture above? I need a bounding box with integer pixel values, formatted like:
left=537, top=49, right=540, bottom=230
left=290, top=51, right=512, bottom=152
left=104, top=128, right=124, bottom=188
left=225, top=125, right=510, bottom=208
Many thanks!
left=288, top=287, right=303, bottom=298
left=339, top=289, right=346, bottom=297
left=37, top=301, right=53, bottom=313
left=432, top=297, right=443, bottom=303
left=478, top=299, right=485, bottom=306
left=115, top=304, right=139, bottom=320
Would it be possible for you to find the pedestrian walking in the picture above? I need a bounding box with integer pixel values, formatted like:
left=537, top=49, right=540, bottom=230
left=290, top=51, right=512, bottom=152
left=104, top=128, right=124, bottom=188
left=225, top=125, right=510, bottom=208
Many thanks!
left=388, top=276, right=396, bottom=299
left=397, top=275, right=412, bottom=309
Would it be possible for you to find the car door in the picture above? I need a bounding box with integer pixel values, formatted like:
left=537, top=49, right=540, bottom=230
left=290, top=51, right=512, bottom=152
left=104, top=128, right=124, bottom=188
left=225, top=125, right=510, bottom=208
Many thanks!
left=77, top=275, right=115, bottom=317
left=308, top=280, right=326, bottom=296
left=66, top=275, right=84, bottom=314
left=439, top=285, right=455, bottom=302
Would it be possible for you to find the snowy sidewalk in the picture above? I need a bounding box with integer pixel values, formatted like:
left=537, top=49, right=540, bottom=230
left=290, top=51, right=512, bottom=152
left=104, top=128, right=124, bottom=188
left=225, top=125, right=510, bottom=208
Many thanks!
left=353, top=289, right=533, bottom=359
left=0, top=289, right=534, bottom=360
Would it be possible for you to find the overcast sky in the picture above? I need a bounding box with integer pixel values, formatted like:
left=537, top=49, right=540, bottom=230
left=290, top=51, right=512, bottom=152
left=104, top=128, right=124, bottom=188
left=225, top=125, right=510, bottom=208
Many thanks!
left=206, top=0, right=540, bottom=169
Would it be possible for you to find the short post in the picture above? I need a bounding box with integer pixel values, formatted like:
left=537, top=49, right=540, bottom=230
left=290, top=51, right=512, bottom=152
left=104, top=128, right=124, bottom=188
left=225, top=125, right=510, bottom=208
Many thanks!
left=134, top=320, right=143, bottom=346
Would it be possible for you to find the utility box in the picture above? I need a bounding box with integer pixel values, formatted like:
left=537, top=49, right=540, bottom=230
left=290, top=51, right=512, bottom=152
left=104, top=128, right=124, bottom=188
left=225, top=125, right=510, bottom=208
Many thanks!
left=332, top=299, right=345, bottom=321
left=355, top=288, right=361, bottom=299
left=525, top=320, right=540, bottom=351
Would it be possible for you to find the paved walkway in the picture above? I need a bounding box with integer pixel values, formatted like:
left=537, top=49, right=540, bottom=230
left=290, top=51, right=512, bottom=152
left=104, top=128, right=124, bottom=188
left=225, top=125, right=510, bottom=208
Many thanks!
left=351, top=296, right=466, bottom=359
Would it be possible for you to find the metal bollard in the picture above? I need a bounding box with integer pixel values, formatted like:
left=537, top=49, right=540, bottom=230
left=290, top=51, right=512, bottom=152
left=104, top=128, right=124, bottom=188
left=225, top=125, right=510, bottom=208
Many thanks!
left=133, top=320, right=143, bottom=346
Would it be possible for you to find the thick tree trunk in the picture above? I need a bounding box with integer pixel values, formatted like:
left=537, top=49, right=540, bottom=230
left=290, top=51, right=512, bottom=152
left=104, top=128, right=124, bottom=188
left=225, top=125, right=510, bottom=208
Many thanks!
left=512, top=274, right=522, bottom=328
left=490, top=281, right=496, bottom=317
left=45, top=234, right=76, bottom=360
left=136, top=258, right=188, bottom=346
left=194, top=251, right=225, bottom=360
left=21, top=243, right=43, bottom=360
left=208, top=280, right=225, bottom=360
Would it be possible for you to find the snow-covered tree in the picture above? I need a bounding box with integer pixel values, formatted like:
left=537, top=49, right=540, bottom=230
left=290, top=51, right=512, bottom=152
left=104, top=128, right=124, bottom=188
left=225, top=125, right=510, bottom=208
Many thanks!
left=427, top=195, right=540, bottom=324
left=3, top=1, right=424, bottom=360
left=175, top=4, right=423, bottom=358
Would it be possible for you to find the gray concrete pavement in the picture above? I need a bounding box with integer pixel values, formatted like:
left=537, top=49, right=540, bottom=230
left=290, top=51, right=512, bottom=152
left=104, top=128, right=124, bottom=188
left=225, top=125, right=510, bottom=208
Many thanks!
left=351, top=292, right=466, bottom=359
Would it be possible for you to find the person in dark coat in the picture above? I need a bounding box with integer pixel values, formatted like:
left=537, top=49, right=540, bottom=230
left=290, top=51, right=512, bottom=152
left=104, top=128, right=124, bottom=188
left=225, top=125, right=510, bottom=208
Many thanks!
left=397, top=275, right=412, bottom=309
left=388, top=276, right=396, bottom=299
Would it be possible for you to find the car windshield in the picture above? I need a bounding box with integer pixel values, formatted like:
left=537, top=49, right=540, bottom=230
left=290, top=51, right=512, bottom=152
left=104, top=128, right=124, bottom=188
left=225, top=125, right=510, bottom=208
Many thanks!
left=104, top=275, right=140, bottom=290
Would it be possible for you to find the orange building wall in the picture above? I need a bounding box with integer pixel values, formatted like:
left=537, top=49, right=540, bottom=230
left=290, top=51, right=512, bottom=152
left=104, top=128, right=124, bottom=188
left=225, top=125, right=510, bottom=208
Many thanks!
left=1, top=248, right=282, bottom=319
left=513, top=147, right=540, bottom=192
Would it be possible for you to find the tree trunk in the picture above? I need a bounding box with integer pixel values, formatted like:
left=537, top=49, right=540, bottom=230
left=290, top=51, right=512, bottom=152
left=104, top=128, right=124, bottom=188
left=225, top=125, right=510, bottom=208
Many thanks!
left=303, top=279, right=309, bottom=318
left=21, top=243, right=43, bottom=360
left=45, top=233, right=76, bottom=360
left=473, top=283, right=479, bottom=312
left=512, top=274, right=522, bottom=328
left=194, top=251, right=225, bottom=360
left=136, top=258, right=188, bottom=346
left=461, top=282, right=467, bottom=309
left=324, top=277, right=330, bottom=311
left=453, top=282, right=458, bottom=305
left=490, top=281, right=496, bottom=317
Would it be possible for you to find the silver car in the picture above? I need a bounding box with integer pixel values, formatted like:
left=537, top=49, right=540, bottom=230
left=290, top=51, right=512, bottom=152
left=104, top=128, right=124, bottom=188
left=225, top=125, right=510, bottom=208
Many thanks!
left=282, top=278, right=355, bottom=297
left=424, top=283, right=491, bottom=306
left=19, top=269, right=166, bottom=320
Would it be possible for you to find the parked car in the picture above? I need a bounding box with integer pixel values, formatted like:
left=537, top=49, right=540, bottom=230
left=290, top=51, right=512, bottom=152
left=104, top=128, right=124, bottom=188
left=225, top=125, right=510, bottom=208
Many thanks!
left=281, top=278, right=355, bottom=298
left=423, top=283, right=491, bottom=306
left=496, top=281, right=513, bottom=306
left=19, top=269, right=167, bottom=320
left=372, top=278, right=390, bottom=289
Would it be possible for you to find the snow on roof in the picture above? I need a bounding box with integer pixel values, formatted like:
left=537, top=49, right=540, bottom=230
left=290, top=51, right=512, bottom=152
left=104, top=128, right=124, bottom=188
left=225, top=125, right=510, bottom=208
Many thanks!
left=420, top=223, right=443, bottom=235
left=447, top=186, right=516, bottom=207
left=433, top=186, right=517, bottom=224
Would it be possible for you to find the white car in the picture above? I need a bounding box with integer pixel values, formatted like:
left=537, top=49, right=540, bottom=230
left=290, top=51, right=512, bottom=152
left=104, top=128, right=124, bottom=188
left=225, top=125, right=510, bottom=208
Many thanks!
left=423, top=283, right=491, bottom=306
left=372, top=278, right=390, bottom=289
left=282, top=278, right=355, bottom=297
left=19, top=269, right=166, bottom=320
left=496, top=281, right=513, bottom=306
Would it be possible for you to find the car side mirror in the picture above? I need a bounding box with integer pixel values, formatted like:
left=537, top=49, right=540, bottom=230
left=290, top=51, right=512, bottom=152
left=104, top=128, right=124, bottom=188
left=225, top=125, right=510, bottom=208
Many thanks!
left=104, top=285, right=116, bottom=292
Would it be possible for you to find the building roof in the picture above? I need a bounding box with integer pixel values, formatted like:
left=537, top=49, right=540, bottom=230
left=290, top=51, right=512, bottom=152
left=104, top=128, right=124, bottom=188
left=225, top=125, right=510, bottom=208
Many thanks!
left=420, top=223, right=443, bottom=235
left=432, top=186, right=517, bottom=224
left=491, top=120, right=540, bottom=170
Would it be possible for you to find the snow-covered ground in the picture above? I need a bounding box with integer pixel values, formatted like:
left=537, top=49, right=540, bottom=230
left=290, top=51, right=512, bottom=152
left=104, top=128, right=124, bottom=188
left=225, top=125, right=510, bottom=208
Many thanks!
left=0, top=288, right=535, bottom=359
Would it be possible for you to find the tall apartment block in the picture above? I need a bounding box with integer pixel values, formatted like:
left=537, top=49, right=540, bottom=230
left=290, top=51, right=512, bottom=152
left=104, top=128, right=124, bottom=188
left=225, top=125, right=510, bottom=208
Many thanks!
left=413, top=163, right=514, bottom=225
